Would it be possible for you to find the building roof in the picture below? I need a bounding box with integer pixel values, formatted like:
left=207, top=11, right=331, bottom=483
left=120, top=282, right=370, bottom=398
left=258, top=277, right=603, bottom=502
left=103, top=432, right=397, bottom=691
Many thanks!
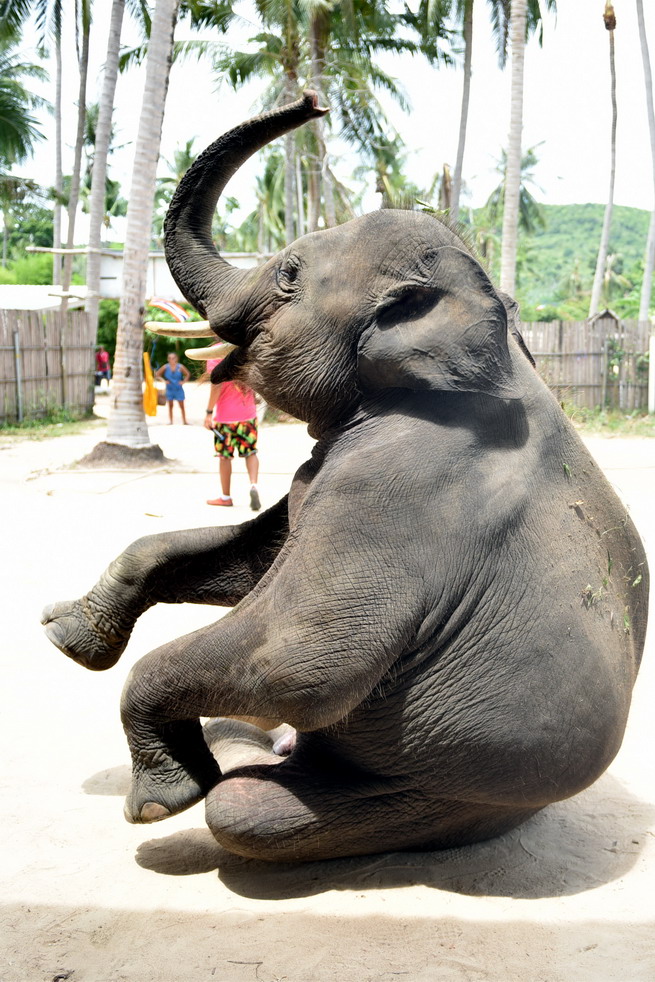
left=0, top=285, right=87, bottom=311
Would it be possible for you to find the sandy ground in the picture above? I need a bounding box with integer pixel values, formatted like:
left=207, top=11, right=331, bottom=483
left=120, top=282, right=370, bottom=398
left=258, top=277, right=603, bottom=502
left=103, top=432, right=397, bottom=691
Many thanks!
left=1, top=383, right=654, bottom=982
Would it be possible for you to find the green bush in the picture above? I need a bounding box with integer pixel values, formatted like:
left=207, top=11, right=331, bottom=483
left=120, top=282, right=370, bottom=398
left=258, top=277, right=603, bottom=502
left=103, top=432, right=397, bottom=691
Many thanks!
left=10, top=252, right=55, bottom=285
left=97, top=299, right=119, bottom=361
left=97, top=300, right=207, bottom=375
left=0, top=266, right=16, bottom=284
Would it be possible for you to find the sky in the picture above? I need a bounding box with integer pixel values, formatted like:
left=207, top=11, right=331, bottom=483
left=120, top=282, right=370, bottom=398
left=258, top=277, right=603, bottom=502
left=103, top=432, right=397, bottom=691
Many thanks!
left=13, top=0, right=655, bottom=243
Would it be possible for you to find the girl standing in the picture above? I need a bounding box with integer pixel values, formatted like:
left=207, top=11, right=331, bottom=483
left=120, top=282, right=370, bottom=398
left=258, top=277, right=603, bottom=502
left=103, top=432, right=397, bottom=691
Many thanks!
left=203, top=357, right=260, bottom=510
left=156, top=352, right=190, bottom=424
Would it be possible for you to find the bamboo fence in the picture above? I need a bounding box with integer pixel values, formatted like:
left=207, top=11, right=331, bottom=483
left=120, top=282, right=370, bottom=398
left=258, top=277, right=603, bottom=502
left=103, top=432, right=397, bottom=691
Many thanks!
left=522, top=317, right=651, bottom=411
left=0, top=309, right=652, bottom=424
left=0, top=308, right=95, bottom=424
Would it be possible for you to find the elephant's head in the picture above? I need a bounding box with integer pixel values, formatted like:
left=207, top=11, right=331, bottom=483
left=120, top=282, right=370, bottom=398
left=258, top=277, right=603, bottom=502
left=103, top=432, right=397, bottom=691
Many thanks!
left=163, top=92, right=524, bottom=437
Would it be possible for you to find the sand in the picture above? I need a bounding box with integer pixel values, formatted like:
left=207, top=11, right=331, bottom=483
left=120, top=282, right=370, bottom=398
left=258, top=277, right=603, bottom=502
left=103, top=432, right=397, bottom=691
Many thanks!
left=1, top=383, right=653, bottom=982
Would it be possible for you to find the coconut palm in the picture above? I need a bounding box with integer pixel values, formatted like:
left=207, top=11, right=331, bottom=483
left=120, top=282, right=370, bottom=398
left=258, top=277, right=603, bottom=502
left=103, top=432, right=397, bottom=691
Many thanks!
left=0, top=0, right=64, bottom=282
left=0, top=37, right=47, bottom=166
left=636, top=0, right=655, bottom=322
left=589, top=2, right=617, bottom=317
left=0, top=175, right=43, bottom=266
left=449, top=0, right=556, bottom=224
left=499, top=0, right=528, bottom=295
left=152, top=139, right=238, bottom=251
left=85, top=0, right=126, bottom=343
left=152, top=138, right=201, bottom=245
left=311, top=0, right=449, bottom=226
left=484, top=145, right=545, bottom=234
left=105, top=0, right=181, bottom=449
left=450, top=0, right=472, bottom=223
left=0, top=37, right=48, bottom=267
left=60, top=0, right=92, bottom=313
left=215, top=0, right=449, bottom=237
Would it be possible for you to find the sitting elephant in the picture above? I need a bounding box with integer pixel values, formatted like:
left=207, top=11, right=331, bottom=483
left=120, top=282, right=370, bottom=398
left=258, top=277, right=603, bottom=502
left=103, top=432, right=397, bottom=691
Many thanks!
left=42, top=93, right=648, bottom=863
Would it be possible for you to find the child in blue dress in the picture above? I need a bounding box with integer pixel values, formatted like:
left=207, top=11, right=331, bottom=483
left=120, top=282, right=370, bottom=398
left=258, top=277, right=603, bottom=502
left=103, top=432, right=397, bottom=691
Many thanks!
left=156, top=352, right=190, bottom=424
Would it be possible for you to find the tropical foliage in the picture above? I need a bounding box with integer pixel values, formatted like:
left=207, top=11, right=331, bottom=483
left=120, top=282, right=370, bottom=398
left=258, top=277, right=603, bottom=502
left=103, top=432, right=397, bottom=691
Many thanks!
left=2, top=0, right=655, bottom=443
left=499, top=203, right=654, bottom=319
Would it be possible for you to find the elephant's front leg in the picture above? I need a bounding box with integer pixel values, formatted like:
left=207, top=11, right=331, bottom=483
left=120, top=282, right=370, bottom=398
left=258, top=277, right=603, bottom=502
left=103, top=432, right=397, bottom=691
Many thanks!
left=119, top=543, right=413, bottom=824
left=41, top=497, right=289, bottom=671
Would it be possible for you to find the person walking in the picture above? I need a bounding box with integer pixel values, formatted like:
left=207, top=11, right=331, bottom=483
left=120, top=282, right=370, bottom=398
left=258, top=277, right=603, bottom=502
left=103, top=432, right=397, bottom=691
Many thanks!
left=203, top=357, right=261, bottom=510
left=156, top=352, right=190, bottom=424
left=95, top=345, right=111, bottom=386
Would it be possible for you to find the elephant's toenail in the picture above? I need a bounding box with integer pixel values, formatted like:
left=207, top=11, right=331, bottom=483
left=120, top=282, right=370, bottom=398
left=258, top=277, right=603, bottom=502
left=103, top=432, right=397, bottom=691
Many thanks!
left=40, top=603, right=54, bottom=624
left=139, top=801, right=172, bottom=823
left=44, top=622, right=64, bottom=647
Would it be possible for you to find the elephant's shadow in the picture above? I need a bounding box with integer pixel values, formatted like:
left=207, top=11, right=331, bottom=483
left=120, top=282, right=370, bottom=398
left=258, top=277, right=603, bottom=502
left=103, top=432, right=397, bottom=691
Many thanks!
left=83, top=765, right=652, bottom=900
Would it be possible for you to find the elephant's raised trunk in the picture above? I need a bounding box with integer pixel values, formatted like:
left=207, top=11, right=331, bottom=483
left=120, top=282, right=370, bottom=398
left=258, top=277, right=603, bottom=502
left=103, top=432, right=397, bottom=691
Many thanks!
left=164, top=92, right=328, bottom=340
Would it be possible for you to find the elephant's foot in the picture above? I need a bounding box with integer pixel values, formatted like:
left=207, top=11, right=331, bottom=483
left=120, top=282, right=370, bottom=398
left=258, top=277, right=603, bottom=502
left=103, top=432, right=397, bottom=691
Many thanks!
left=124, top=721, right=222, bottom=824
left=41, top=549, right=150, bottom=670
left=41, top=595, right=133, bottom=671
left=203, top=717, right=287, bottom=773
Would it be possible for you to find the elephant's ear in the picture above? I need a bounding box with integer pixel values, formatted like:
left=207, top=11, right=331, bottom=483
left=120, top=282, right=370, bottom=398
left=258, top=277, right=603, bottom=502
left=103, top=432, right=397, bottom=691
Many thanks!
left=358, top=248, right=524, bottom=401
left=497, top=290, right=536, bottom=368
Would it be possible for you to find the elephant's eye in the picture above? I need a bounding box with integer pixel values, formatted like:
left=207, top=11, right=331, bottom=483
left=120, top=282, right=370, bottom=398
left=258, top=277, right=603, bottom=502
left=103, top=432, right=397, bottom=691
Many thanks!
left=276, top=258, right=301, bottom=292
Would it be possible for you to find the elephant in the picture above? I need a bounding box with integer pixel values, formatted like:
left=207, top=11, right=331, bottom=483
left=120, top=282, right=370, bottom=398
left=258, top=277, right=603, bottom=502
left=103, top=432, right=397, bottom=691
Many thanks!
left=42, top=92, right=648, bottom=863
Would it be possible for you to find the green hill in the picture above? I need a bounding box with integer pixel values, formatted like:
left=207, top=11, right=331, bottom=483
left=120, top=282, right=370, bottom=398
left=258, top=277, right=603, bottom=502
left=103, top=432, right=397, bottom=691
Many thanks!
left=522, top=202, right=651, bottom=307
left=467, top=201, right=652, bottom=317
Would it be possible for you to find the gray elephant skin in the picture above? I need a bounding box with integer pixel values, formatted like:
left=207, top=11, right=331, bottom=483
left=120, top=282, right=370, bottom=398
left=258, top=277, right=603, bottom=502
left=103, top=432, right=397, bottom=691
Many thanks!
left=43, top=93, right=649, bottom=863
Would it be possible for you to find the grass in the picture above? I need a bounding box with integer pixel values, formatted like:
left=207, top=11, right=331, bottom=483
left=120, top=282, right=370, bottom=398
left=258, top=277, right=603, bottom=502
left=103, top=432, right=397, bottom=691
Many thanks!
left=563, top=405, right=655, bottom=437
left=1, top=403, right=653, bottom=441
left=0, top=407, right=105, bottom=442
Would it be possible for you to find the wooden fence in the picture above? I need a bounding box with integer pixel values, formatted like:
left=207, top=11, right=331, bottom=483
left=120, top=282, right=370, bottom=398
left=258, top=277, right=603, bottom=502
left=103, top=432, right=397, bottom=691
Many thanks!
left=0, top=309, right=652, bottom=424
left=0, top=308, right=94, bottom=424
left=522, top=317, right=651, bottom=411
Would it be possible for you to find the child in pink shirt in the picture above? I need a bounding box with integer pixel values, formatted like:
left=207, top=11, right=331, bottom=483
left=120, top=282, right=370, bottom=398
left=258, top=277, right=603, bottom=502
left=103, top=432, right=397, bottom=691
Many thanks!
left=204, top=358, right=260, bottom=510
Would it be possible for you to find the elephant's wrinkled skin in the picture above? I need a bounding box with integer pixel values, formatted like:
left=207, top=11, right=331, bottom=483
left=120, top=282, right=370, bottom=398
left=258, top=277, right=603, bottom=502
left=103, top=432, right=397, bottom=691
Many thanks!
left=43, top=93, right=648, bottom=862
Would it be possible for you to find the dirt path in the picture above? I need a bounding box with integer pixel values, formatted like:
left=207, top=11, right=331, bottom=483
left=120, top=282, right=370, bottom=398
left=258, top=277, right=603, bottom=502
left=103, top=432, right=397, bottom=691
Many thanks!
left=2, top=390, right=654, bottom=982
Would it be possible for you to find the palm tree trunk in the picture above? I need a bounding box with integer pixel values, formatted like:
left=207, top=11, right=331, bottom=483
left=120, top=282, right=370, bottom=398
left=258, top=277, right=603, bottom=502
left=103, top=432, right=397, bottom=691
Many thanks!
left=451, top=0, right=473, bottom=224
left=53, top=33, right=63, bottom=286
left=105, top=0, right=180, bottom=447
left=637, top=0, right=655, bottom=322
left=590, top=5, right=617, bottom=317
left=61, top=11, right=90, bottom=314
left=296, top=153, right=305, bottom=237
left=500, top=0, right=527, bottom=296
left=307, top=164, right=320, bottom=231
left=283, top=75, right=297, bottom=245
left=86, top=0, right=125, bottom=344
left=308, top=11, right=334, bottom=230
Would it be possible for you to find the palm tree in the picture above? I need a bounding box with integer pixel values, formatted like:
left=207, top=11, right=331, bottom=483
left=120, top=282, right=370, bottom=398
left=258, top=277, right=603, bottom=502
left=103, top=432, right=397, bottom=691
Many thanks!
left=484, top=145, right=545, bottom=235
left=216, top=0, right=449, bottom=236
left=500, top=0, right=528, bottom=295
left=355, top=133, right=426, bottom=205
left=0, top=36, right=48, bottom=266
left=60, top=0, right=92, bottom=314
left=589, top=2, right=617, bottom=317
left=0, top=175, right=43, bottom=266
left=85, top=0, right=125, bottom=344
left=636, top=0, right=655, bottom=322
left=0, top=37, right=47, bottom=166
left=308, top=0, right=449, bottom=227
left=151, top=137, right=199, bottom=245
left=0, top=0, right=64, bottom=283
left=449, top=0, right=556, bottom=224
left=105, top=0, right=181, bottom=449
left=450, top=0, right=472, bottom=223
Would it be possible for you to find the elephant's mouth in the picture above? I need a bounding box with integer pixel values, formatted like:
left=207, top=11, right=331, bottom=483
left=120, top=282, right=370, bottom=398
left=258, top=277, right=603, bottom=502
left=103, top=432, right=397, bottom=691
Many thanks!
left=209, top=347, right=249, bottom=384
